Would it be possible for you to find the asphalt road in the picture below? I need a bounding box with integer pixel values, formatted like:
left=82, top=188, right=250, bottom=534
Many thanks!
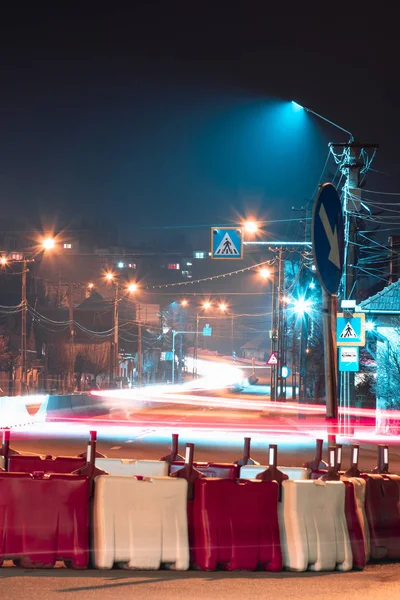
left=1, top=564, right=400, bottom=600
left=9, top=401, right=400, bottom=473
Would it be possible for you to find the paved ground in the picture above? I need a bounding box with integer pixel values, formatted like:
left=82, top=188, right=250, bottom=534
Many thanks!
left=1, top=564, right=400, bottom=600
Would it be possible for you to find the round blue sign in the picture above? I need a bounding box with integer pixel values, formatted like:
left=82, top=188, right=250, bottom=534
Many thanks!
left=281, top=366, right=290, bottom=379
left=311, top=183, right=344, bottom=295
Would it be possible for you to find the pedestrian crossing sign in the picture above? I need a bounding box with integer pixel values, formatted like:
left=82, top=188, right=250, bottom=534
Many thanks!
left=211, top=227, right=243, bottom=260
left=336, top=313, right=365, bottom=347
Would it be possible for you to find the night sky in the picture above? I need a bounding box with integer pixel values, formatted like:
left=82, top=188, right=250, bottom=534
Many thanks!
left=1, top=4, right=398, bottom=245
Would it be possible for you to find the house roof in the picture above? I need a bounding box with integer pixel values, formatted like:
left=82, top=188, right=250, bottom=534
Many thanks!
left=360, top=280, right=400, bottom=313
left=241, top=334, right=270, bottom=350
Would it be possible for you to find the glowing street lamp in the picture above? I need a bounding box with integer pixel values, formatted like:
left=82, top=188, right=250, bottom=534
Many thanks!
left=259, top=267, right=271, bottom=280
left=365, top=320, right=376, bottom=332
left=244, top=220, right=259, bottom=234
left=203, top=301, right=212, bottom=310
left=105, top=272, right=114, bottom=282
left=42, top=237, right=55, bottom=251
left=293, top=297, right=311, bottom=316
left=0, top=256, right=7, bottom=266
left=219, top=302, right=227, bottom=312
left=127, top=283, right=138, bottom=293
left=181, top=299, right=188, bottom=307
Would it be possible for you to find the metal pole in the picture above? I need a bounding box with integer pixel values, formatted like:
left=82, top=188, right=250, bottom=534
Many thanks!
left=178, top=311, right=183, bottom=382
left=324, top=290, right=338, bottom=421
left=68, top=284, right=75, bottom=391
left=21, top=258, right=27, bottom=391
left=277, top=249, right=283, bottom=399
left=270, top=269, right=277, bottom=401
left=231, top=314, right=234, bottom=356
left=137, top=303, right=142, bottom=387
left=194, top=313, right=199, bottom=378
left=112, top=282, right=119, bottom=383
left=172, top=330, right=176, bottom=385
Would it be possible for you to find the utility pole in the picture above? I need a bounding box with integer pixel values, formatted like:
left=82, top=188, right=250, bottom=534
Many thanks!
left=330, top=142, right=378, bottom=432
left=21, top=258, right=27, bottom=392
left=112, top=282, right=119, bottom=383
left=276, top=248, right=284, bottom=399
left=270, top=267, right=277, bottom=401
left=68, top=284, right=75, bottom=392
left=137, top=303, right=142, bottom=387
left=178, top=310, right=183, bottom=382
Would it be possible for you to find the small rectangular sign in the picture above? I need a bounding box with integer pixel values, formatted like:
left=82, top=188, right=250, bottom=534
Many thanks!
left=338, top=346, right=359, bottom=372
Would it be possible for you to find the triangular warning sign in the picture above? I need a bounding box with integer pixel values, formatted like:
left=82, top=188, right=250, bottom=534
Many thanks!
left=215, top=232, right=239, bottom=256
left=267, top=352, right=278, bottom=365
left=339, top=321, right=358, bottom=339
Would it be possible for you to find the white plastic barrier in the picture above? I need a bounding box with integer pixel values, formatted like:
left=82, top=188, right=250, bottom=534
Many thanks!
left=93, top=475, right=189, bottom=570
left=279, top=479, right=352, bottom=572
left=240, top=465, right=311, bottom=480
left=0, top=396, right=35, bottom=428
left=341, top=476, right=370, bottom=562
left=95, top=458, right=168, bottom=477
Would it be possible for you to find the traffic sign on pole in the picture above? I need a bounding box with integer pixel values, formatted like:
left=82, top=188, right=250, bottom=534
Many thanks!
left=311, top=183, right=344, bottom=295
left=312, top=183, right=344, bottom=422
left=336, top=313, right=365, bottom=347
left=338, top=347, right=359, bottom=372
left=211, top=227, right=243, bottom=260
left=267, top=352, right=278, bottom=366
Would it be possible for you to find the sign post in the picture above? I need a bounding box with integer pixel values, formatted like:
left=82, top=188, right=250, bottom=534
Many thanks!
left=312, top=183, right=344, bottom=429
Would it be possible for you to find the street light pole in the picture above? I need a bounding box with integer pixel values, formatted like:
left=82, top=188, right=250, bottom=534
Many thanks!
left=137, top=303, right=142, bottom=387
left=21, top=258, right=27, bottom=390
left=112, top=281, right=119, bottom=383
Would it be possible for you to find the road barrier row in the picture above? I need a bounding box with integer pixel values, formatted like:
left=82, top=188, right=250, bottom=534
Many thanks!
left=0, top=431, right=399, bottom=571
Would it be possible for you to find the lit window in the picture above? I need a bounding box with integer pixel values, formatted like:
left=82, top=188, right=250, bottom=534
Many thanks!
left=128, top=263, right=136, bottom=269
left=10, top=253, right=23, bottom=260
left=194, top=251, right=206, bottom=259
left=168, top=263, right=180, bottom=270
left=182, top=270, right=190, bottom=277
left=63, top=243, right=72, bottom=249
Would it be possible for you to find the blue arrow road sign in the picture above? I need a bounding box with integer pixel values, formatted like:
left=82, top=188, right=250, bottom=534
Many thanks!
left=338, top=346, right=359, bottom=372
left=336, top=313, right=365, bottom=347
left=211, top=227, right=243, bottom=260
left=311, top=183, right=344, bottom=295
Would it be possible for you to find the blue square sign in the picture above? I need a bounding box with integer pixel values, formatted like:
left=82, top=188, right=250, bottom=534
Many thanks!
left=211, top=227, right=243, bottom=260
left=336, top=313, right=365, bottom=347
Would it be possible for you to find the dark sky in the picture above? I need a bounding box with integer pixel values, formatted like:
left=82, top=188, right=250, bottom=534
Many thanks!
left=1, top=4, right=399, bottom=246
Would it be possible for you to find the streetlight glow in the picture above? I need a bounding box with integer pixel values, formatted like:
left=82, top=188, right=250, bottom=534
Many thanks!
left=42, top=237, right=55, bottom=250
left=181, top=299, right=188, bottom=307
left=105, top=272, right=114, bottom=282
left=244, top=220, right=258, bottom=234
left=366, top=321, right=376, bottom=332
left=259, top=268, right=271, bottom=280
left=87, top=282, right=94, bottom=289
left=127, top=283, right=138, bottom=293
left=219, top=302, right=227, bottom=312
left=291, top=101, right=304, bottom=111
left=203, top=301, right=211, bottom=310
left=0, top=256, right=7, bottom=266
left=293, top=297, right=311, bottom=316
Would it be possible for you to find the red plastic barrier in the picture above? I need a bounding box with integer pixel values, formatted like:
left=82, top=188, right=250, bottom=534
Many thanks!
left=8, top=454, right=86, bottom=474
left=342, top=480, right=366, bottom=569
left=0, top=472, right=90, bottom=568
left=363, top=474, right=400, bottom=561
left=190, top=478, right=282, bottom=571
left=170, top=461, right=240, bottom=479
